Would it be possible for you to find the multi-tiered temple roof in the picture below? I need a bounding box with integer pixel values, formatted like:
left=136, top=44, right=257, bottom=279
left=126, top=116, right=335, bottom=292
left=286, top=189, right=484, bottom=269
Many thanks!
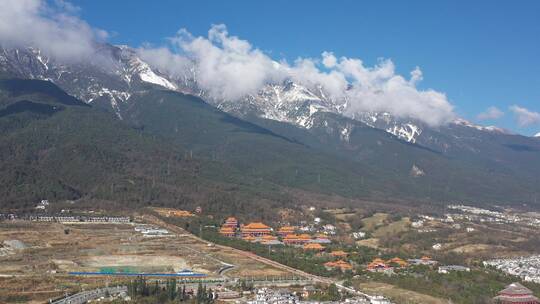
left=494, top=282, right=539, bottom=304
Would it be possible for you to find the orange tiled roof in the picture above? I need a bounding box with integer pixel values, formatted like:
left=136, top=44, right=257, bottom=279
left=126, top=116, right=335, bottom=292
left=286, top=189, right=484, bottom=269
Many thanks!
left=283, top=234, right=298, bottom=239
left=243, top=235, right=256, bottom=241
left=387, top=257, right=408, bottom=266
left=278, top=226, right=295, bottom=232
left=298, top=234, right=312, bottom=239
left=325, top=260, right=352, bottom=270
left=242, top=222, right=271, bottom=229
left=330, top=250, right=348, bottom=257
left=225, top=217, right=237, bottom=222
left=220, top=227, right=235, bottom=232
left=303, top=243, right=325, bottom=250
left=262, top=235, right=277, bottom=240
left=421, top=256, right=432, bottom=260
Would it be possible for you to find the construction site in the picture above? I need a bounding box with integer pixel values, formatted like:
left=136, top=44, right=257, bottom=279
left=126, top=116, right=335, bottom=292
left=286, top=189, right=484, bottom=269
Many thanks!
left=0, top=214, right=298, bottom=303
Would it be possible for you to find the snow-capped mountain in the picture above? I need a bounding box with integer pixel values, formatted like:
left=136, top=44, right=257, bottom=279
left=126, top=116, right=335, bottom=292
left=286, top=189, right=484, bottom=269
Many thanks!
left=535, top=132, right=540, bottom=138
left=0, top=45, right=177, bottom=118
left=0, top=44, right=520, bottom=145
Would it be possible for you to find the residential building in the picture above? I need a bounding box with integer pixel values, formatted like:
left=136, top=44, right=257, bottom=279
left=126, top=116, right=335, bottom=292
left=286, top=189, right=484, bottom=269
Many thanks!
left=438, top=265, right=470, bottom=274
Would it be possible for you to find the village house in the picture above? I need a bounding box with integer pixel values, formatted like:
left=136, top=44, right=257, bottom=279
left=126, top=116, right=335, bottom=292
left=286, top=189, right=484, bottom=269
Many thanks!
left=438, top=265, right=470, bottom=274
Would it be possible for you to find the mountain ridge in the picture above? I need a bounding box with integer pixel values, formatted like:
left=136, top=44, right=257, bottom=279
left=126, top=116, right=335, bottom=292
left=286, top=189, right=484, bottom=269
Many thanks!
left=1, top=46, right=540, bottom=208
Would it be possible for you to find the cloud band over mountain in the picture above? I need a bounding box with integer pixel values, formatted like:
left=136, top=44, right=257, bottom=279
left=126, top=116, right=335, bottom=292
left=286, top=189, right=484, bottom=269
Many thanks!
left=139, top=25, right=456, bottom=126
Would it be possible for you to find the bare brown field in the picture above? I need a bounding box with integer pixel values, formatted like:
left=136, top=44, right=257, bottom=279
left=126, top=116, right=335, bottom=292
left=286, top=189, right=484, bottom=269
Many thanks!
left=0, top=219, right=291, bottom=303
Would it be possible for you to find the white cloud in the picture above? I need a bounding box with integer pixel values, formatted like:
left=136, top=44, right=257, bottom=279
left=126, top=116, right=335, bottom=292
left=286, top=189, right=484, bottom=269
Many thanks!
left=509, top=105, right=540, bottom=127
left=0, top=0, right=107, bottom=61
left=138, top=46, right=192, bottom=79
left=140, top=24, right=456, bottom=126
left=477, top=106, right=504, bottom=120
left=168, top=25, right=287, bottom=101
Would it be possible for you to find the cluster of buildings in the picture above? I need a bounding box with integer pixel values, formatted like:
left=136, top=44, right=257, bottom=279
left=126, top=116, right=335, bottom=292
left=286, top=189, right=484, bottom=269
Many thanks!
left=219, top=217, right=331, bottom=249
left=246, top=287, right=386, bottom=304
left=445, top=204, right=540, bottom=228
left=248, top=287, right=299, bottom=304
left=484, top=255, right=540, bottom=284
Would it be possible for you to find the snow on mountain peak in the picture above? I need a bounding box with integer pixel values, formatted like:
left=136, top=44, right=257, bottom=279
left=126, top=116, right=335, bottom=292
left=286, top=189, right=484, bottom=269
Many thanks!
left=129, top=57, right=177, bottom=90
left=452, top=118, right=508, bottom=134
left=534, top=132, right=540, bottom=138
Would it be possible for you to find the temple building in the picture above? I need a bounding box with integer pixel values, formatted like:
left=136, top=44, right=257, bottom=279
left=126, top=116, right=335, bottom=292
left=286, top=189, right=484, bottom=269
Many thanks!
left=303, top=243, right=325, bottom=251
left=223, top=217, right=239, bottom=229
left=367, top=258, right=390, bottom=272
left=282, top=233, right=312, bottom=245
left=387, top=257, right=408, bottom=268
left=493, top=282, right=539, bottom=304
left=241, top=222, right=272, bottom=237
left=277, top=226, right=296, bottom=237
left=324, top=260, right=353, bottom=272
left=219, top=226, right=236, bottom=237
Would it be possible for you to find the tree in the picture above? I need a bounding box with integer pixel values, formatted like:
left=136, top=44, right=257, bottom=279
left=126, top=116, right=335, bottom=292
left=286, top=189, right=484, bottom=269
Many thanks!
left=327, top=283, right=340, bottom=301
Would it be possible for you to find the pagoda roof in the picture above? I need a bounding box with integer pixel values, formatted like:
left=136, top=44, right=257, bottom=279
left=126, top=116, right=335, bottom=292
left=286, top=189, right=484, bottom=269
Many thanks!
left=242, top=222, right=271, bottom=229
left=303, top=243, right=325, bottom=250
left=498, top=282, right=536, bottom=296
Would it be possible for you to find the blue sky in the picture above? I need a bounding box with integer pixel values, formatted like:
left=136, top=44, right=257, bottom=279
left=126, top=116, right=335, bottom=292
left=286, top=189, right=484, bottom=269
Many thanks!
left=71, top=0, right=540, bottom=135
